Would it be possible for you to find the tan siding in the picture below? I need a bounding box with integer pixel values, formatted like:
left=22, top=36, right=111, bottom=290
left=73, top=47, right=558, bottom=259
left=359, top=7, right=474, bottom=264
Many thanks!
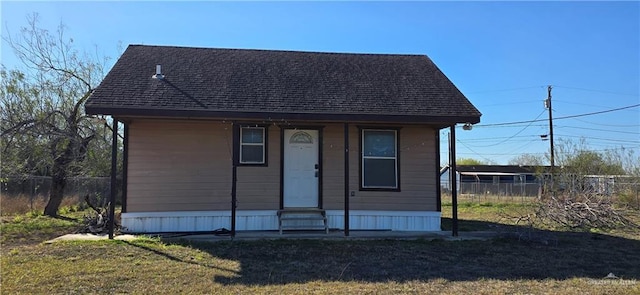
left=127, top=119, right=438, bottom=213
left=322, top=124, right=347, bottom=209
left=322, top=124, right=438, bottom=211
left=236, top=126, right=281, bottom=210
left=127, top=120, right=233, bottom=212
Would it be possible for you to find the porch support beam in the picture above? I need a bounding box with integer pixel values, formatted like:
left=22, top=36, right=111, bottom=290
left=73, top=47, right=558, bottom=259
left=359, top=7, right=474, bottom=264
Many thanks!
left=449, top=125, right=458, bottom=237
left=435, top=130, right=441, bottom=212
left=344, top=123, right=350, bottom=236
left=231, top=121, right=239, bottom=237
left=121, top=122, right=129, bottom=213
left=108, top=118, right=118, bottom=239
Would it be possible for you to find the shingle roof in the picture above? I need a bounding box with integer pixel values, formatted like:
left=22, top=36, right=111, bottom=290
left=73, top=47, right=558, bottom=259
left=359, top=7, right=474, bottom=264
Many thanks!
left=85, top=45, right=481, bottom=124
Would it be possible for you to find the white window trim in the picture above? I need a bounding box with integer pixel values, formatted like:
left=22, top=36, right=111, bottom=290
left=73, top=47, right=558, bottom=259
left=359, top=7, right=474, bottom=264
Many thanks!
left=239, top=127, right=265, bottom=164
left=362, top=129, right=398, bottom=189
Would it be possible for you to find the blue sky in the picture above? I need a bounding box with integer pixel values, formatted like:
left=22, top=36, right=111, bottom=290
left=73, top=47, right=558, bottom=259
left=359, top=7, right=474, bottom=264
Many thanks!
left=2, top=1, right=639, bottom=165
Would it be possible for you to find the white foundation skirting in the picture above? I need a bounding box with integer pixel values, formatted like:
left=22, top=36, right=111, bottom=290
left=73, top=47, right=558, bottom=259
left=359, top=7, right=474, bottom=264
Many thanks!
left=121, top=210, right=441, bottom=233
left=326, top=210, right=441, bottom=231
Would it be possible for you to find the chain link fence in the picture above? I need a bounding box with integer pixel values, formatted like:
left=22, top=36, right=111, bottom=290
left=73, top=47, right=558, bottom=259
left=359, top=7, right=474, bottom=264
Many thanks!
left=441, top=181, right=542, bottom=203
left=441, top=178, right=640, bottom=207
left=1, top=176, right=119, bottom=213
left=610, top=181, right=640, bottom=209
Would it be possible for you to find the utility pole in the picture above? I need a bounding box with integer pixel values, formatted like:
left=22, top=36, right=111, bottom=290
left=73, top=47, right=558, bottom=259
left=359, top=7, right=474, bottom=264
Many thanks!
left=545, top=85, right=555, bottom=195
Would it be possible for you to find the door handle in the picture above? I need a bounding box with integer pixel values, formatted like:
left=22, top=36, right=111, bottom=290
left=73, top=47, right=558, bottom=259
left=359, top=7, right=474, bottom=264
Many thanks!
left=315, top=164, right=319, bottom=169
left=315, top=171, right=319, bottom=177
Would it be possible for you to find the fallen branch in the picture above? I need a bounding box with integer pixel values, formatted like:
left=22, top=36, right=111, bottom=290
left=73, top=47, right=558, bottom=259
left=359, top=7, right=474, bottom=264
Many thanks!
left=77, top=194, right=120, bottom=234
left=534, top=194, right=637, bottom=231
left=84, top=194, right=102, bottom=215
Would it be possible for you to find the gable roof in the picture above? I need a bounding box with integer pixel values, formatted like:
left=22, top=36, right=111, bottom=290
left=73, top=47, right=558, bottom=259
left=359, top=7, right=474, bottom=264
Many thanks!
left=85, top=45, right=481, bottom=124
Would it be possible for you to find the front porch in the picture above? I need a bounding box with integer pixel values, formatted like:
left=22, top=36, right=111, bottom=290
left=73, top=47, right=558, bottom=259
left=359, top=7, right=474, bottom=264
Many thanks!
left=155, top=230, right=496, bottom=242
left=47, top=230, right=497, bottom=244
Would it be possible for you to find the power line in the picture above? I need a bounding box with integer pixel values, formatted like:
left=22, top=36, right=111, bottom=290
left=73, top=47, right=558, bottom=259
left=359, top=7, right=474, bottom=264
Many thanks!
left=555, top=116, right=640, bottom=128
left=455, top=139, right=496, bottom=163
left=478, top=100, right=541, bottom=108
left=501, top=138, right=543, bottom=156
left=556, top=125, right=640, bottom=135
left=456, top=146, right=639, bottom=157
left=553, top=100, right=624, bottom=109
left=587, top=142, right=640, bottom=149
left=468, top=110, right=546, bottom=147
left=557, top=104, right=640, bottom=120
left=476, top=104, right=640, bottom=127
left=555, top=134, right=639, bottom=144
left=465, top=86, right=544, bottom=94
left=456, top=151, right=546, bottom=156
left=461, top=135, right=539, bottom=142
left=465, top=124, right=549, bottom=129
left=472, top=120, right=639, bottom=129
left=554, top=85, right=639, bottom=97
left=457, top=135, right=639, bottom=148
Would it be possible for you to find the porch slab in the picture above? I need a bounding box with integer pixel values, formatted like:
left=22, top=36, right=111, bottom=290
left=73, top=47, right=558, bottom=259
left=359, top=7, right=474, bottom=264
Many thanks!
left=47, top=230, right=499, bottom=244
left=155, top=230, right=499, bottom=242
left=45, top=233, right=139, bottom=243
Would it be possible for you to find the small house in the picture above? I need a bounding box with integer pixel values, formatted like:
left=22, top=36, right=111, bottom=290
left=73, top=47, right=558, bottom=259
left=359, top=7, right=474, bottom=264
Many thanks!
left=85, top=45, right=481, bottom=234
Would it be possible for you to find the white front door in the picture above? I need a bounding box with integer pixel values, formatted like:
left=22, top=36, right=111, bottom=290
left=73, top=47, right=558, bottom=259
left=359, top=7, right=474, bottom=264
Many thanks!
left=283, top=129, right=319, bottom=208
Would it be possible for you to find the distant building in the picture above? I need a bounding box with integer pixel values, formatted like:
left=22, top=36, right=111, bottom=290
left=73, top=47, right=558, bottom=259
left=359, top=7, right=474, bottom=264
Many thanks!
left=441, top=165, right=549, bottom=197
left=441, top=165, right=635, bottom=197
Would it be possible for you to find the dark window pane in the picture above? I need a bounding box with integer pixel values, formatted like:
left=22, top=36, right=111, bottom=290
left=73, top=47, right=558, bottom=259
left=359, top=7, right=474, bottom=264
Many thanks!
left=363, top=158, right=397, bottom=188
left=478, top=176, right=493, bottom=183
left=460, top=175, right=475, bottom=182
left=363, top=131, right=395, bottom=157
left=242, top=128, right=264, bottom=144
left=499, top=175, right=514, bottom=183
left=241, top=145, right=264, bottom=163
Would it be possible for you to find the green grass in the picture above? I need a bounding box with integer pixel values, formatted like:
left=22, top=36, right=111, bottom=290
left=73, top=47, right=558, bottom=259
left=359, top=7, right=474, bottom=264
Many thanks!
left=0, top=209, right=86, bottom=247
left=440, top=201, right=536, bottom=231
left=0, top=205, right=93, bottom=248
left=2, top=201, right=639, bottom=294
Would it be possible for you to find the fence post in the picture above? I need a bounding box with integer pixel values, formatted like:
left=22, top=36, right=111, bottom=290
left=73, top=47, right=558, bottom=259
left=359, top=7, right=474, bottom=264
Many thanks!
left=30, top=178, right=35, bottom=211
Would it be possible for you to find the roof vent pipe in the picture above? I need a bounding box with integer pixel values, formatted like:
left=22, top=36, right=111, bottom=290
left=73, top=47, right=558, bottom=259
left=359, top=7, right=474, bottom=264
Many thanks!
left=152, top=64, right=164, bottom=79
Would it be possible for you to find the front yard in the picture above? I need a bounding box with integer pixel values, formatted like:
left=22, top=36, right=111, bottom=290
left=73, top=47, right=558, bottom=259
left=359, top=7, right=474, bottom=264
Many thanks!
left=1, top=202, right=639, bottom=294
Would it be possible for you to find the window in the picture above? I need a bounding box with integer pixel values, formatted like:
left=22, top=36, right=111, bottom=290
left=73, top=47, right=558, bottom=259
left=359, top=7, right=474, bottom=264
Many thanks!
left=240, top=127, right=266, bottom=164
left=289, top=131, right=313, bottom=144
left=361, top=129, right=398, bottom=189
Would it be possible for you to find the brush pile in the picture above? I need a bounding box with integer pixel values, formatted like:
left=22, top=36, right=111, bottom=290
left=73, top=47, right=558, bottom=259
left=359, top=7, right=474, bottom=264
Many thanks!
left=535, top=194, right=635, bottom=230
left=76, top=194, right=120, bottom=234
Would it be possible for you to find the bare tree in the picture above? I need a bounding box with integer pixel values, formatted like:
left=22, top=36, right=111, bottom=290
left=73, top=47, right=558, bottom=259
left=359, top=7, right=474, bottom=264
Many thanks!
left=456, top=158, right=487, bottom=166
left=508, top=153, right=545, bottom=167
left=1, top=14, right=111, bottom=216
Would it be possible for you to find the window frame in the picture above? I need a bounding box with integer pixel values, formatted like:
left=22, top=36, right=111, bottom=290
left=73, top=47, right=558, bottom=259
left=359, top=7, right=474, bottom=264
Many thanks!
left=359, top=127, right=401, bottom=191
left=237, top=125, right=268, bottom=166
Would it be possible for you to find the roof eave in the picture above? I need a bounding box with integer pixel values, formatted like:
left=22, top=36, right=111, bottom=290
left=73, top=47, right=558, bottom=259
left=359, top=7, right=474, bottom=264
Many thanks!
left=85, top=106, right=481, bottom=125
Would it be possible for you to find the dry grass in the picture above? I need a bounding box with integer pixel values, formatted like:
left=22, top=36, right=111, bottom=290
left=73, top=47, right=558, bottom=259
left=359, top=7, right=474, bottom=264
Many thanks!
left=441, top=200, right=640, bottom=240
left=2, top=235, right=639, bottom=294
left=1, top=194, right=83, bottom=216
left=442, top=192, right=538, bottom=204
left=1, top=200, right=639, bottom=294
left=440, top=201, right=535, bottom=231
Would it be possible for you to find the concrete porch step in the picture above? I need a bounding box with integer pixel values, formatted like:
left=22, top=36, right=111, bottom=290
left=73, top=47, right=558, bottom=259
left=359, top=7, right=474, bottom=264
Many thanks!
left=278, top=208, right=329, bottom=234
